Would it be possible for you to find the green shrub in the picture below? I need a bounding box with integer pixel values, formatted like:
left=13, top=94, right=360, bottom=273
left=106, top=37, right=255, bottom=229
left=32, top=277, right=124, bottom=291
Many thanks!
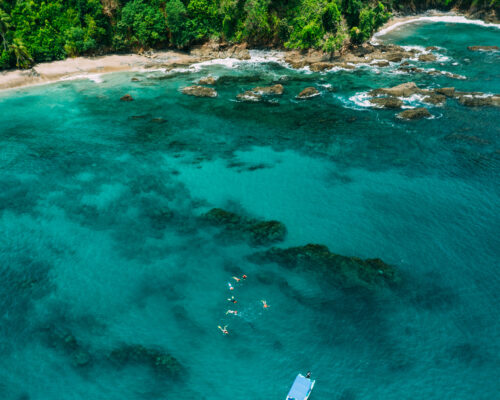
left=165, top=0, right=190, bottom=48
left=117, top=0, right=167, bottom=49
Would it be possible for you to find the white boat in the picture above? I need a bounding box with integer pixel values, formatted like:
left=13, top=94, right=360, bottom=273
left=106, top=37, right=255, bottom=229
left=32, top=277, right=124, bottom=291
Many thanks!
left=285, top=373, right=315, bottom=400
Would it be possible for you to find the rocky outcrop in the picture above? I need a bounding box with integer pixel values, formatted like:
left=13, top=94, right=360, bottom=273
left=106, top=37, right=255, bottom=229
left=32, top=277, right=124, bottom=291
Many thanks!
left=467, top=45, right=499, bottom=52
left=435, top=87, right=455, bottom=97
left=181, top=85, right=218, bottom=98
left=236, top=84, right=284, bottom=102
left=372, top=60, right=390, bottom=67
left=457, top=94, right=500, bottom=107
left=422, top=93, right=446, bottom=105
left=237, top=91, right=262, bottom=102
left=252, top=84, right=284, bottom=95
left=296, top=87, right=320, bottom=99
left=120, top=94, right=134, bottom=101
left=249, top=244, right=399, bottom=289
left=397, top=66, right=466, bottom=80
left=201, top=208, right=286, bottom=246
left=198, top=76, right=217, bottom=85
left=190, top=41, right=250, bottom=60
left=370, top=82, right=421, bottom=97
left=418, top=53, right=437, bottom=62
left=109, top=344, right=182, bottom=376
left=397, top=107, right=432, bottom=120
left=370, top=97, right=403, bottom=109
left=283, top=43, right=432, bottom=71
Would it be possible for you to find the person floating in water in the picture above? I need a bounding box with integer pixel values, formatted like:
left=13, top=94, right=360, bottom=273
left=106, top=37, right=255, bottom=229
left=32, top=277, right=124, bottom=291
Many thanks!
left=218, top=325, right=229, bottom=335
left=228, top=282, right=234, bottom=291
left=306, top=371, right=311, bottom=379
left=227, top=296, right=237, bottom=303
left=232, top=276, right=241, bottom=283
left=261, top=300, right=270, bottom=309
left=226, top=310, right=238, bottom=315
left=242, top=274, right=247, bottom=280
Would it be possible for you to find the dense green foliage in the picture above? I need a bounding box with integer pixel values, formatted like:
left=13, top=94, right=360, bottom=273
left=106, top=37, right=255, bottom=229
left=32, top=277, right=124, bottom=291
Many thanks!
left=0, top=0, right=497, bottom=69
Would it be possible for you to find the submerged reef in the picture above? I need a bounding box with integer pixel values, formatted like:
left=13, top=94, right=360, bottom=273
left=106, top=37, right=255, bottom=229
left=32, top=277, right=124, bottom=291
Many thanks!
left=109, top=344, right=182, bottom=376
left=201, top=208, right=287, bottom=246
left=250, top=244, right=399, bottom=289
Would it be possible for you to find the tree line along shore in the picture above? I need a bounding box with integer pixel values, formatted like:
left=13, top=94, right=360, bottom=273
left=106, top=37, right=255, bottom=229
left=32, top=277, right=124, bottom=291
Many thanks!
left=0, top=0, right=498, bottom=70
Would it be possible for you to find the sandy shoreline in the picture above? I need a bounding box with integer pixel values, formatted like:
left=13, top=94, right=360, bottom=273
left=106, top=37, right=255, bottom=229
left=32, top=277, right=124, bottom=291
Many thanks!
left=0, top=51, right=196, bottom=92
left=1, top=11, right=498, bottom=92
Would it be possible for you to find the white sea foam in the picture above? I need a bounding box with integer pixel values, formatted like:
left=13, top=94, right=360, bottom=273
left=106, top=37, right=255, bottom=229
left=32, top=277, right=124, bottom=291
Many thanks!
left=59, top=74, right=103, bottom=83
left=349, top=92, right=373, bottom=108
left=373, top=15, right=500, bottom=41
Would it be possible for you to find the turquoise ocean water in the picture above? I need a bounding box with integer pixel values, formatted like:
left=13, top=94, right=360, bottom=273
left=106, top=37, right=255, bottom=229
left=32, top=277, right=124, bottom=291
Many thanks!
left=0, top=20, right=499, bottom=400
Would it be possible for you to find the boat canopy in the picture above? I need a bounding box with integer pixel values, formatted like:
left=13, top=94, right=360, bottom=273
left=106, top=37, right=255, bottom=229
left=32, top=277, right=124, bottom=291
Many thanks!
left=286, top=374, right=315, bottom=400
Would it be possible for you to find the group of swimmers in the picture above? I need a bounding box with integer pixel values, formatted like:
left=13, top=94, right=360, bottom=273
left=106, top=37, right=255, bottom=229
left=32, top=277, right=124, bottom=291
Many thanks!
left=217, top=274, right=270, bottom=335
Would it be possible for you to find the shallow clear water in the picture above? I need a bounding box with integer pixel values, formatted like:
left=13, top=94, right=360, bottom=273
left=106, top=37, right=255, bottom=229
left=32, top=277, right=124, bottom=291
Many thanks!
left=0, top=21, right=499, bottom=400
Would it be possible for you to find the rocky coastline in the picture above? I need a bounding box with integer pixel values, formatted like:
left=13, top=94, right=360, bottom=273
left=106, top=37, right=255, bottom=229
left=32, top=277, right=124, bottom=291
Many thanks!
left=1, top=12, right=498, bottom=92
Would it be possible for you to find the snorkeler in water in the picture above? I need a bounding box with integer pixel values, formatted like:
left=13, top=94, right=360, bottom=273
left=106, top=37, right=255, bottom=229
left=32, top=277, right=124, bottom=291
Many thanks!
left=226, top=310, right=238, bottom=315
left=228, top=282, right=234, bottom=291
left=227, top=296, right=237, bottom=303
left=232, top=276, right=241, bottom=283
left=218, top=325, right=229, bottom=335
left=261, top=300, right=270, bottom=309
left=242, top=274, right=247, bottom=280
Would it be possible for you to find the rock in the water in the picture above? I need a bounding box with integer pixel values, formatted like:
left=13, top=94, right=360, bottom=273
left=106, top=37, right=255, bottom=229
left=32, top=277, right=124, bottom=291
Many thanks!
left=120, top=94, right=134, bottom=101
left=181, top=85, right=218, bottom=98
left=457, top=95, right=500, bottom=107
left=190, top=41, right=250, bottom=60
left=249, top=244, right=399, bottom=289
left=435, top=87, right=455, bottom=97
left=131, top=77, right=140, bottom=82
left=372, top=60, right=390, bottom=67
left=422, top=93, right=446, bottom=105
left=418, top=53, right=437, bottom=62
left=370, top=82, right=420, bottom=97
left=397, top=107, right=431, bottom=120
left=252, top=84, right=284, bottom=95
left=370, top=97, right=403, bottom=109
left=109, top=344, right=182, bottom=376
left=198, top=76, right=216, bottom=85
left=201, top=208, right=286, bottom=245
left=425, top=46, right=440, bottom=51
left=296, top=87, right=319, bottom=99
left=237, top=90, right=262, bottom=102
left=309, top=62, right=333, bottom=72
left=72, top=350, right=92, bottom=367
left=467, top=45, right=499, bottom=52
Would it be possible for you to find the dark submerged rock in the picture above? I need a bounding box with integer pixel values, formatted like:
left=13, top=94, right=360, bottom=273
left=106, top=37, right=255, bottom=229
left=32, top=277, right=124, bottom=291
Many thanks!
left=181, top=85, right=218, bottom=98
left=109, top=344, right=182, bottom=376
left=397, top=107, right=432, bottom=120
left=249, top=244, right=399, bottom=289
left=201, top=208, right=286, bottom=245
left=120, top=94, right=134, bottom=101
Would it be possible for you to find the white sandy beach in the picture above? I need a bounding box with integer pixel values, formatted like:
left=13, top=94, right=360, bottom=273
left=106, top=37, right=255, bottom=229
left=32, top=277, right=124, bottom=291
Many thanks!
left=0, top=51, right=195, bottom=91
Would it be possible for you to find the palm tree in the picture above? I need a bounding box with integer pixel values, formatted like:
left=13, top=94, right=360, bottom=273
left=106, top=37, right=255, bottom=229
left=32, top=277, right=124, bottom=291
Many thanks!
left=0, top=8, right=11, bottom=51
left=9, top=38, right=33, bottom=68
